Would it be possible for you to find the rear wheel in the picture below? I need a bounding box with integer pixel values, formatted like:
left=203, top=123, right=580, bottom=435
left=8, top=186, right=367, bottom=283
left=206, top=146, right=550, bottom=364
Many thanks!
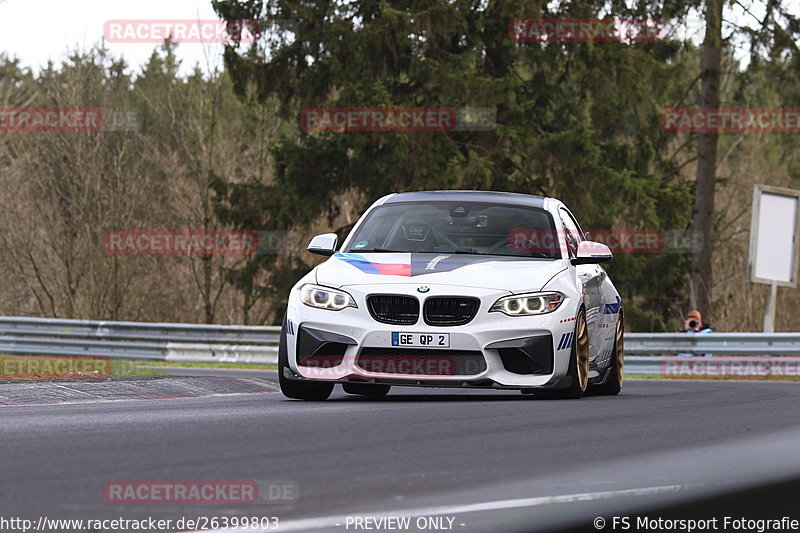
left=536, top=308, right=589, bottom=399
left=342, top=383, right=391, bottom=397
left=592, top=313, right=624, bottom=396
left=278, top=317, right=334, bottom=401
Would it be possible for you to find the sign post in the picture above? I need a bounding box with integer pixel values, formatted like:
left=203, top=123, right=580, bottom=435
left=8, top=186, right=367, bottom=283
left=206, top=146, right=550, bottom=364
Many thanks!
left=748, top=185, right=800, bottom=332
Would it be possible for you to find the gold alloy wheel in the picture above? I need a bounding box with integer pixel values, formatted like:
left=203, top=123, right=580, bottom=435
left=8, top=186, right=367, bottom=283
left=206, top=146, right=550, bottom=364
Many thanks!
left=576, top=312, right=589, bottom=391
left=615, top=315, right=624, bottom=387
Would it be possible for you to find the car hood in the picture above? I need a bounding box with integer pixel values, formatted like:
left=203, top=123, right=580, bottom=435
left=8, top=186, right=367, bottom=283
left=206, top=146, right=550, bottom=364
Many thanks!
left=315, top=253, right=569, bottom=293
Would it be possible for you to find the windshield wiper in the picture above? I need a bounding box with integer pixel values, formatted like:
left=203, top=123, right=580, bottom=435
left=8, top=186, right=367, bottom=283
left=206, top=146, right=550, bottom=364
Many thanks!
left=447, top=249, right=481, bottom=254
left=350, top=248, right=406, bottom=253
left=444, top=250, right=556, bottom=258
left=352, top=248, right=554, bottom=258
left=352, top=248, right=478, bottom=254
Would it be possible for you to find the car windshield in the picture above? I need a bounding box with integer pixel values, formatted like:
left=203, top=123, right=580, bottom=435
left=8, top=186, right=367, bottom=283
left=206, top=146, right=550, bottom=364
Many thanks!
left=346, top=201, right=561, bottom=258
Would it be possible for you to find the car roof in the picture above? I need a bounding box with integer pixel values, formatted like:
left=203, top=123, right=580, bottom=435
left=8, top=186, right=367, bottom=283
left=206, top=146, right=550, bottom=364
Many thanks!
left=382, top=190, right=548, bottom=209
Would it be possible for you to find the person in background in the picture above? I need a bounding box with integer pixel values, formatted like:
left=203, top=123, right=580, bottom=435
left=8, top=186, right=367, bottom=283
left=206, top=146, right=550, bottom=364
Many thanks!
left=678, top=309, right=713, bottom=357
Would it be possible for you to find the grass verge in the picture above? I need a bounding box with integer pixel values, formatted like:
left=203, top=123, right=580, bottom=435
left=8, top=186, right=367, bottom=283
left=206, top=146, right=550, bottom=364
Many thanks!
left=137, top=360, right=277, bottom=370
left=0, top=355, right=168, bottom=379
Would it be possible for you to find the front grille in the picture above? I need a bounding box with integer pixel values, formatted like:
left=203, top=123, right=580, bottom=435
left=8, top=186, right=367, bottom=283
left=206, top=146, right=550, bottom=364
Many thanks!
left=357, top=348, right=486, bottom=376
left=367, top=295, right=420, bottom=325
left=423, top=297, right=480, bottom=326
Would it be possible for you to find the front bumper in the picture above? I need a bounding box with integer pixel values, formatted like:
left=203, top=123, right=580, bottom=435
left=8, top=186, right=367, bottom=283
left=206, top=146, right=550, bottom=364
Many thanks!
left=285, top=284, right=579, bottom=389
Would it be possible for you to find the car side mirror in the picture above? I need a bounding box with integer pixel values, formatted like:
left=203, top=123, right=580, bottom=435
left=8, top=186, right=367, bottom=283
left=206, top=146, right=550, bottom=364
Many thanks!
left=571, top=241, right=613, bottom=265
left=307, top=233, right=338, bottom=256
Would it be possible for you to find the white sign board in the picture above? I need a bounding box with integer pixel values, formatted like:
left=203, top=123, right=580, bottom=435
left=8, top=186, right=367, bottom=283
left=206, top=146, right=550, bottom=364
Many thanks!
left=749, top=185, right=800, bottom=287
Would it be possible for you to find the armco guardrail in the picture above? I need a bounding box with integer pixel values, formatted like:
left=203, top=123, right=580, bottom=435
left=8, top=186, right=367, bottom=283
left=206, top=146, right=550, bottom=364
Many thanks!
left=625, top=332, right=800, bottom=377
left=0, top=316, right=280, bottom=364
left=2, top=318, right=799, bottom=373
left=0, top=316, right=280, bottom=344
left=625, top=332, right=800, bottom=356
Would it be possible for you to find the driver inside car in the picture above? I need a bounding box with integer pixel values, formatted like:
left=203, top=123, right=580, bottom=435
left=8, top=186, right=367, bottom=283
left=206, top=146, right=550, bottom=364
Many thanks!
left=506, top=215, right=557, bottom=256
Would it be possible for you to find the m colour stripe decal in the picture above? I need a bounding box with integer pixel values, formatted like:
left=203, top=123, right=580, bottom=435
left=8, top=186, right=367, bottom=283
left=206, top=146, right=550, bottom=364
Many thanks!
left=333, top=253, right=509, bottom=277
left=335, top=253, right=411, bottom=276
left=557, top=332, right=574, bottom=350
left=603, top=296, right=622, bottom=314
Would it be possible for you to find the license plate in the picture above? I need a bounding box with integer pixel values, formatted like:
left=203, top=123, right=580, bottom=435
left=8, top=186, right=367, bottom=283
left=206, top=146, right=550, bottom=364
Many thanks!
left=391, top=332, right=450, bottom=348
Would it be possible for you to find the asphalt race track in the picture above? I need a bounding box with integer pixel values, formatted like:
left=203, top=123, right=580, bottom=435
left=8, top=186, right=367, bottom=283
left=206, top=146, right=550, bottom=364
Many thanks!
left=2, top=371, right=800, bottom=533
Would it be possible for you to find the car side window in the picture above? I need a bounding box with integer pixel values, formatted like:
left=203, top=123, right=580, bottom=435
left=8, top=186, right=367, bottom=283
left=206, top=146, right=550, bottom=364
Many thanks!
left=559, top=208, right=582, bottom=258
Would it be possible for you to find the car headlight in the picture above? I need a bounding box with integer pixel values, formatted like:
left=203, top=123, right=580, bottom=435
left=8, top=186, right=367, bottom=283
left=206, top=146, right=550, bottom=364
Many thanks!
left=300, top=284, right=357, bottom=311
left=489, top=292, right=565, bottom=316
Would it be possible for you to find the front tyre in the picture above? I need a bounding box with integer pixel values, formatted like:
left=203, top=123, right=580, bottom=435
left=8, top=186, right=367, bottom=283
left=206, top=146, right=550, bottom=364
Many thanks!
left=536, top=308, right=589, bottom=399
left=592, top=313, right=624, bottom=396
left=278, top=316, right=334, bottom=401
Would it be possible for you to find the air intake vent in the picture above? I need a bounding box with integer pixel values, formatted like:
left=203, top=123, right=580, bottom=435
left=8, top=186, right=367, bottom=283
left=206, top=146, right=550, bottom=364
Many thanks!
left=367, top=295, right=420, bottom=325
left=357, top=348, right=486, bottom=375
left=423, top=297, right=480, bottom=326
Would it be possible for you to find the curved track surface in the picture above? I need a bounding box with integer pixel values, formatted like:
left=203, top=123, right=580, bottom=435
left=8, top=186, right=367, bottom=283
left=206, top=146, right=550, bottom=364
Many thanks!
left=2, top=372, right=800, bottom=532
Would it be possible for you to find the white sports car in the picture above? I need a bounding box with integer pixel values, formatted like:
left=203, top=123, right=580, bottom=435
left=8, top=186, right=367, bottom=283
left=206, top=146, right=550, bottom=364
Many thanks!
left=279, top=191, right=623, bottom=400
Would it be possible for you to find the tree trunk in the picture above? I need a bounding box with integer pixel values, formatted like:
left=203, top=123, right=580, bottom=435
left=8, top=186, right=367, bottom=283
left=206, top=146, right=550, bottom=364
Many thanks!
left=691, top=0, right=723, bottom=316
